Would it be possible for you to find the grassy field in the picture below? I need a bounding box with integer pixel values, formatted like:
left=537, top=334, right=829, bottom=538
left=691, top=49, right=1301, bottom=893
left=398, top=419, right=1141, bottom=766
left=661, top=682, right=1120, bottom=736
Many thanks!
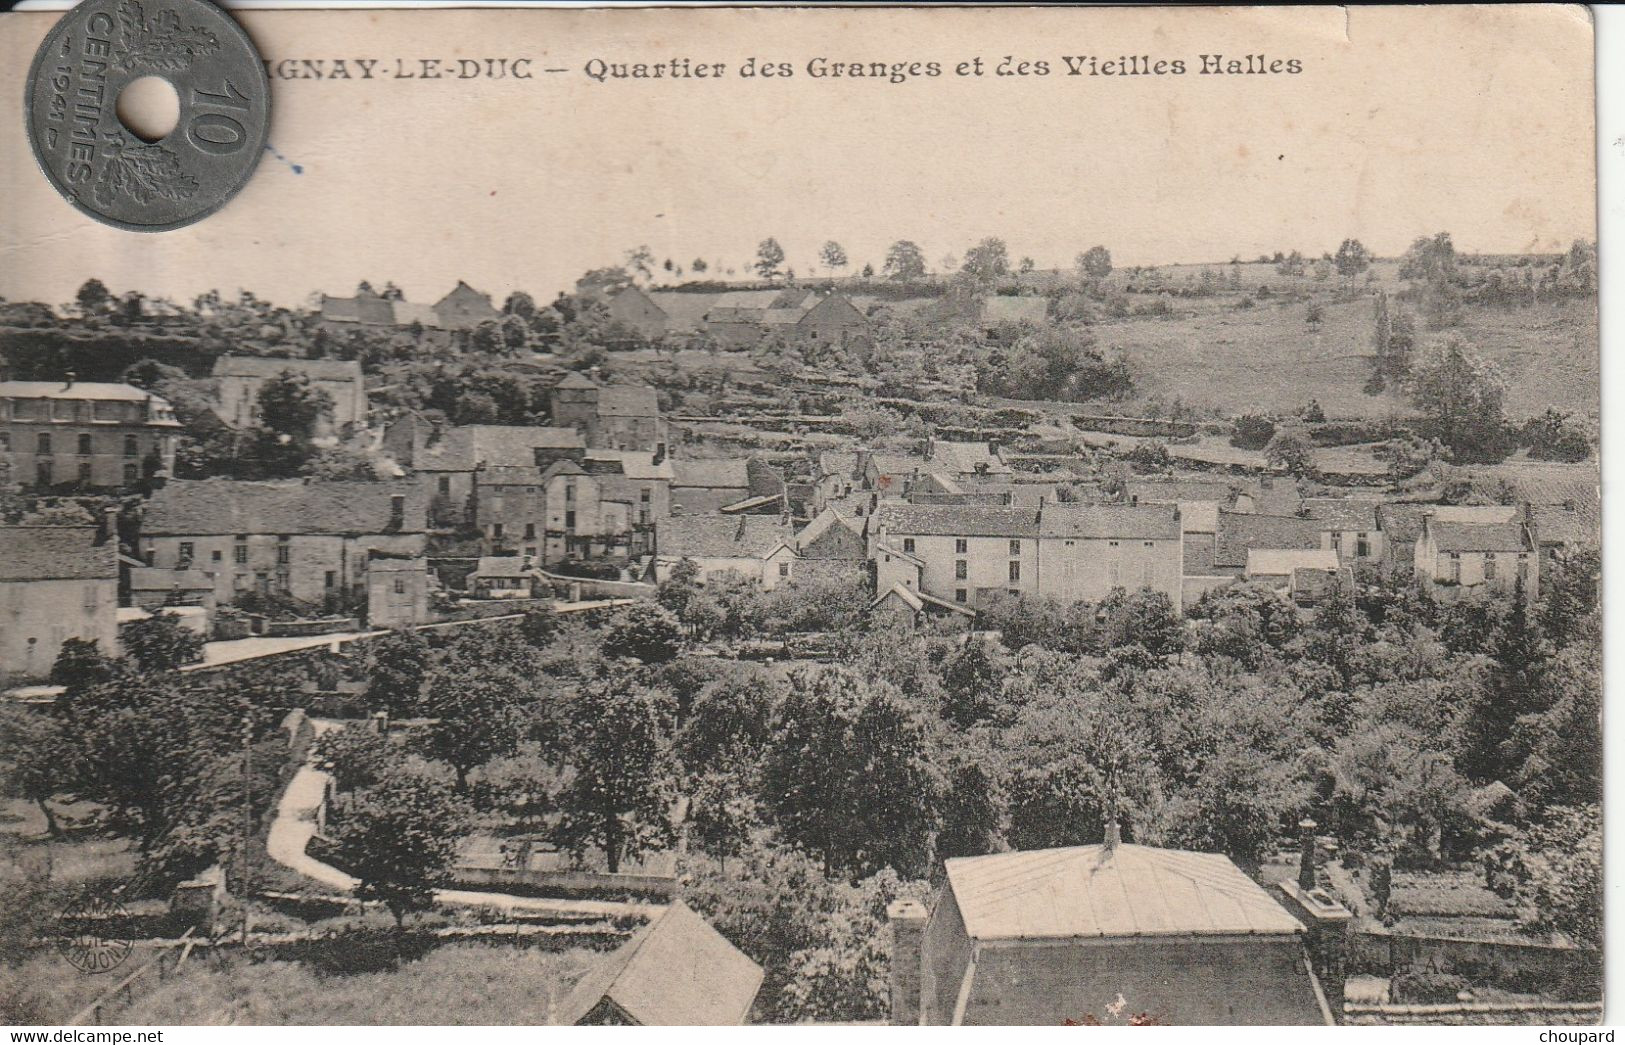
left=108, top=943, right=593, bottom=1025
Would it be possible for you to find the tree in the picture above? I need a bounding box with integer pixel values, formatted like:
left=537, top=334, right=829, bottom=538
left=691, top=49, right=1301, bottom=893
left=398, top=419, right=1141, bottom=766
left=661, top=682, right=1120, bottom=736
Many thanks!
left=75, top=278, right=113, bottom=315
left=1076, top=245, right=1113, bottom=280
left=256, top=370, right=335, bottom=440
left=624, top=245, right=656, bottom=284
left=575, top=266, right=634, bottom=298
left=755, top=238, right=787, bottom=280
left=1335, top=238, right=1372, bottom=279
left=960, top=237, right=1010, bottom=287
left=1487, top=805, right=1601, bottom=948
left=761, top=666, right=943, bottom=879
left=1306, top=301, right=1324, bottom=328
left=120, top=614, right=203, bottom=671
left=314, top=725, right=402, bottom=793
left=49, top=637, right=117, bottom=693
left=416, top=659, right=525, bottom=790
left=939, top=638, right=1011, bottom=728
left=1406, top=336, right=1510, bottom=462
left=1537, top=547, right=1599, bottom=649
left=818, top=241, right=848, bottom=274
left=328, top=767, right=470, bottom=926
left=502, top=290, right=536, bottom=318
left=605, top=602, right=683, bottom=664
left=882, top=240, right=927, bottom=281
left=0, top=707, right=74, bottom=837
left=1264, top=428, right=1317, bottom=478
left=691, top=258, right=709, bottom=273
left=553, top=678, right=677, bottom=873
left=861, top=262, right=875, bottom=278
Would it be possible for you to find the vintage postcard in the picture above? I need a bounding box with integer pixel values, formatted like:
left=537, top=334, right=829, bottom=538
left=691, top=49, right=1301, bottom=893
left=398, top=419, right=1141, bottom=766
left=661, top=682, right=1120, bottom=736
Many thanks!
left=0, top=3, right=1601, bottom=1031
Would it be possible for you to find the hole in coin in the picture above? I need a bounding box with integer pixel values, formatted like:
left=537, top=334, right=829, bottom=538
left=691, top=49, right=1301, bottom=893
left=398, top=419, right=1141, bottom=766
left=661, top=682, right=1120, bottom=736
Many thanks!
left=114, top=76, right=181, bottom=143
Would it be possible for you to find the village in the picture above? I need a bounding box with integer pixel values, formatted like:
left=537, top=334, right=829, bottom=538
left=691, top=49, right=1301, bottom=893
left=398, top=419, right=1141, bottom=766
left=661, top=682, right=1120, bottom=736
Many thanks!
left=0, top=234, right=1601, bottom=1026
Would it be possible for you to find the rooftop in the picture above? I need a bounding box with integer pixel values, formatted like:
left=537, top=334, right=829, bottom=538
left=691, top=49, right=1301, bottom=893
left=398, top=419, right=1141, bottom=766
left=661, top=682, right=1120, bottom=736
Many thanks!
left=657, top=514, right=794, bottom=559
left=1039, top=503, right=1181, bottom=540
left=597, top=384, right=660, bottom=418
left=416, top=425, right=584, bottom=471
left=552, top=902, right=763, bottom=1026
left=672, top=458, right=751, bottom=489
left=944, top=843, right=1304, bottom=942
left=0, top=380, right=158, bottom=402
left=0, top=526, right=117, bottom=582
left=877, top=504, right=1042, bottom=538
left=1215, top=511, right=1322, bottom=568
left=142, top=479, right=427, bottom=536
left=1376, top=502, right=1518, bottom=543
left=1427, top=520, right=1529, bottom=553
left=1299, top=498, right=1381, bottom=532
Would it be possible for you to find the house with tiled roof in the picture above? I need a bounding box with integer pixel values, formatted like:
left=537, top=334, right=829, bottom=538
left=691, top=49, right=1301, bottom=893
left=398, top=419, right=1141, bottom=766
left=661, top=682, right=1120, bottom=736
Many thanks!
left=605, top=286, right=669, bottom=339
left=1, top=378, right=182, bottom=490
left=139, top=479, right=428, bottom=610
left=1375, top=503, right=1518, bottom=578
left=1213, top=511, right=1323, bottom=576
left=1299, top=497, right=1385, bottom=567
left=552, top=902, right=763, bottom=1026
left=0, top=525, right=119, bottom=681
left=432, top=280, right=501, bottom=330
left=1414, top=511, right=1536, bottom=599
left=795, top=507, right=867, bottom=560
left=872, top=503, right=1181, bottom=611
left=927, top=438, right=1010, bottom=479
left=889, top=832, right=1332, bottom=1026
left=671, top=458, right=752, bottom=516
left=549, top=372, right=667, bottom=454
left=864, top=452, right=928, bottom=498
left=652, top=514, right=797, bottom=588
left=212, top=356, right=368, bottom=436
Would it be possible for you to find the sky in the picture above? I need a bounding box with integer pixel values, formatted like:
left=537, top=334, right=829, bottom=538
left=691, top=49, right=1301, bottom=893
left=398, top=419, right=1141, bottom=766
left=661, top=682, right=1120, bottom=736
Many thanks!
left=0, top=6, right=1596, bottom=310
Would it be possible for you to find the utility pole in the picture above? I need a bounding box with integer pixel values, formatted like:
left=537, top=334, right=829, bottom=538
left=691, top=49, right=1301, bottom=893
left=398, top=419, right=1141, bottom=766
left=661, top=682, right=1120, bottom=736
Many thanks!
left=241, top=715, right=253, bottom=948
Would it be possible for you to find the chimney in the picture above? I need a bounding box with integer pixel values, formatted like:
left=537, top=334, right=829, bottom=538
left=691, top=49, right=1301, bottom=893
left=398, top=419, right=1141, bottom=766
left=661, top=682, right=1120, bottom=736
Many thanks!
left=886, top=899, right=928, bottom=1026
left=1104, top=818, right=1121, bottom=852
left=653, top=441, right=666, bottom=465
left=1298, top=818, right=1318, bottom=891
left=63, top=371, right=76, bottom=390
left=98, top=505, right=119, bottom=546
left=389, top=493, right=406, bottom=529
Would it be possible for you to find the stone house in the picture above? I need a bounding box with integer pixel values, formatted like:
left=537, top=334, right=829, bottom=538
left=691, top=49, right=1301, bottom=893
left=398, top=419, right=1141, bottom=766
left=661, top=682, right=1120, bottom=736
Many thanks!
left=365, top=555, right=430, bottom=627
left=471, top=555, right=537, bottom=599
left=1211, top=511, right=1324, bottom=579
left=1374, top=502, right=1519, bottom=578
left=0, top=378, right=181, bottom=490
left=1413, top=512, right=1536, bottom=599
left=888, top=834, right=1331, bottom=1026
left=794, top=292, right=870, bottom=346
left=139, top=479, right=428, bottom=610
left=606, top=286, right=670, bottom=339
left=549, top=373, right=667, bottom=454
left=1298, top=498, right=1385, bottom=567
left=212, top=356, right=368, bottom=437
left=432, top=281, right=501, bottom=330
left=671, top=458, right=752, bottom=516
left=383, top=418, right=585, bottom=527
left=795, top=507, right=867, bottom=560
left=0, top=526, right=119, bottom=681
left=651, top=515, right=798, bottom=588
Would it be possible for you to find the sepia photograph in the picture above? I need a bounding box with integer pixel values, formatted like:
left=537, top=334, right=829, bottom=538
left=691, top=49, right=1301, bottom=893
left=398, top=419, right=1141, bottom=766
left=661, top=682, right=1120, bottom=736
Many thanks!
left=0, top=2, right=1605, bottom=1031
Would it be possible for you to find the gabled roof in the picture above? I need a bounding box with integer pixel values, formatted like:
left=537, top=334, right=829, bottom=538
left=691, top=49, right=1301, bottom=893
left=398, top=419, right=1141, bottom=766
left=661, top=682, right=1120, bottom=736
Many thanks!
left=646, top=292, right=718, bottom=332
left=585, top=448, right=675, bottom=481
left=539, top=459, right=588, bottom=482
left=211, top=356, right=363, bottom=382
left=1376, top=503, right=1518, bottom=543
left=930, top=441, right=1010, bottom=476
left=597, top=384, right=660, bottom=418
left=552, top=902, right=763, bottom=1026
left=1039, top=504, right=1180, bottom=541
left=672, top=458, right=751, bottom=490
left=0, top=527, right=116, bottom=581
left=390, top=301, right=441, bottom=328
left=796, top=507, right=863, bottom=551
left=0, top=380, right=156, bottom=402
left=944, top=843, right=1304, bottom=942
left=1427, top=521, right=1528, bottom=553
left=877, top=504, right=1042, bottom=539
left=871, top=581, right=924, bottom=613
left=415, top=425, right=584, bottom=472
left=1527, top=503, right=1594, bottom=547
left=868, top=453, right=926, bottom=475
left=434, top=280, right=497, bottom=308
left=1215, top=511, right=1322, bottom=569
left=1299, top=498, right=1380, bottom=532
left=657, top=515, right=794, bottom=559
left=1125, top=478, right=1237, bottom=504
left=142, top=479, right=427, bottom=536
left=554, top=372, right=599, bottom=391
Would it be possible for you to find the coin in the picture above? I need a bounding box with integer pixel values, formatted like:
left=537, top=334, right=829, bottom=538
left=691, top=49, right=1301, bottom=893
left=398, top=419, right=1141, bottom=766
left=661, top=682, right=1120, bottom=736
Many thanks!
left=25, top=0, right=271, bottom=232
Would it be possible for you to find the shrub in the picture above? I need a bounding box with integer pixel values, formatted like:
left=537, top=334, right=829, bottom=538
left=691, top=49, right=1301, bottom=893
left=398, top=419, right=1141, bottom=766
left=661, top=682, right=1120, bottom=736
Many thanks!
left=1389, top=964, right=1471, bottom=1004
left=1231, top=415, right=1276, bottom=450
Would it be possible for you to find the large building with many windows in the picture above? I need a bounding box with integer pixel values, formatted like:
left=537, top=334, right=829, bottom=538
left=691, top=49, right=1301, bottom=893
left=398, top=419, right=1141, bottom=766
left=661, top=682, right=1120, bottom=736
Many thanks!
left=0, top=379, right=181, bottom=490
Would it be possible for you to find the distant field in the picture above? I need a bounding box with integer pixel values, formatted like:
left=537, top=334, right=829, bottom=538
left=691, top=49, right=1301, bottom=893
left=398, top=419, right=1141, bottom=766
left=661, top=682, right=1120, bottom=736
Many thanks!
left=1093, top=292, right=1596, bottom=422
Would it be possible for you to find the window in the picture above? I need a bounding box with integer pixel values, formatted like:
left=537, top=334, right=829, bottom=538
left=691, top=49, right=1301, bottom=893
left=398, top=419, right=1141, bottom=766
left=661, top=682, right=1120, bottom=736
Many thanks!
left=1517, top=555, right=1529, bottom=582
left=276, top=538, right=290, bottom=564
left=640, top=487, right=651, bottom=503
left=524, top=546, right=536, bottom=559
left=179, top=541, right=195, bottom=562
left=955, top=588, right=967, bottom=603
left=77, top=462, right=91, bottom=484
left=78, top=433, right=93, bottom=455
left=565, top=481, right=576, bottom=504
left=325, top=570, right=337, bottom=589
left=902, top=538, right=915, bottom=553
left=437, top=476, right=451, bottom=495
left=234, top=539, right=248, bottom=564
left=234, top=573, right=248, bottom=590
left=955, top=538, right=968, bottom=554
left=564, top=511, right=576, bottom=529
left=524, top=522, right=536, bottom=540
left=1356, top=532, right=1370, bottom=558
left=1449, top=558, right=1461, bottom=583
left=1008, top=561, right=1021, bottom=582
left=778, top=562, right=791, bottom=578
left=1009, top=539, right=1022, bottom=556
left=1109, top=540, right=1119, bottom=548
left=955, top=560, right=968, bottom=580
left=0, top=432, right=7, bottom=452
left=1143, top=541, right=1154, bottom=548
left=36, top=462, right=51, bottom=486
left=1484, top=553, right=1497, bottom=581
left=1008, top=588, right=1020, bottom=597
left=393, top=576, right=406, bottom=594
left=211, top=549, right=222, bottom=562
left=124, top=435, right=139, bottom=457
left=492, top=522, right=504, bottom=539
left=36, top=433, right=50, bottom=454
left=123, top=463, right=138, bottom=484
left=1330, top=530, right=1342, bottom=547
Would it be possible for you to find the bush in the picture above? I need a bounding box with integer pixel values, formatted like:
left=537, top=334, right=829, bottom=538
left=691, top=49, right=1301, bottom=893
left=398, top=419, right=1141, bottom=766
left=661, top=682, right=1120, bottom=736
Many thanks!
left=1389, top=964, right=1471, bottom=1004
left=1231, top=415, right=1276, bottom=450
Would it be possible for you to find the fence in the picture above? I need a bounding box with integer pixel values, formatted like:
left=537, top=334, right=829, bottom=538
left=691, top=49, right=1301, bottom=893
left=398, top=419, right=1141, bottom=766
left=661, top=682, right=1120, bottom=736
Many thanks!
left=69, top=927, right=198, bottom=1026
left=452, top=865, right=677, bottom=902
left=1350, top=927, right=1595, bottom=988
